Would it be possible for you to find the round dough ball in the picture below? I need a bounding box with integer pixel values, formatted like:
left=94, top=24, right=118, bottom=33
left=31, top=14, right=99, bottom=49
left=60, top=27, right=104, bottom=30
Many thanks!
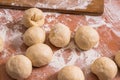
left=58, top=66, right=85, bottom=80
left=6, top=55, right=32, bottom=79
left=91, top=57, right=118, bottom=80
left=25, top=43, right=53, bottom=67
left=23, top=8, right=45, bottom=28
left=115, top=51, right=120, bottom=67
left=75, top=26, right=99, bottom=50
left=0, top=37, right=3, bottom=52
left=23, top=27, right=45, bottom=46
left=49, top=23, right=71, bottom=47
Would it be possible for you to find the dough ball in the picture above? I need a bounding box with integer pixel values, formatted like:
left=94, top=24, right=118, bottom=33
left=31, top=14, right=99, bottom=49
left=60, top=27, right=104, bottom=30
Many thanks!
left=91, top=57, right=118, bottom=80
left=0, top=37, right=3, bottom=52
left=49, top=23, right=71, bottom=47
left=58, top=66, right=85, bottom=80
left=6, top=55, right=32, bottom=79
left=75, top=26, right=99, bottom=50
left=25, top=43, right=53, bottom=67
left=23, top=26, right=45, bottom=46
left=115, top=51, right=120, bottom=67
left=23, top=8, right=45, bottom=28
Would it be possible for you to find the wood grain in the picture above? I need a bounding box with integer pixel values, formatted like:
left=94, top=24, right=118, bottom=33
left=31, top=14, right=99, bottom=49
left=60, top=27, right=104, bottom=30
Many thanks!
left=0, top=0, right=104, bottom=15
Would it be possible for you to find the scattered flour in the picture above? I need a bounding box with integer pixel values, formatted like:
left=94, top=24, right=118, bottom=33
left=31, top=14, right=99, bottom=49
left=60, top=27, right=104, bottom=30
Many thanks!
left=35, top=0, right=92, bottom=10
left=66, top=50, right=79, bottom=65
left=0, top=25, right=8, bottom=41
left=79, top=49, right=101, bottom=68
left=49, top=40, right=101, bottom=71
left=46, top=16, right=56, bottom=23
left=44, top=12, right=61, bottom=17
left=49, top=48, right=65, bottom=70
left=42, top=24, right=51, bottom=32
left=4, top=9, right=13, bottom=22
left=85, top=16, right=112, bottom=28
left=0, top=1, right=119, bottom=78
left=11, top=3, right=15, bottom=5
left=67, top=0, right=92, bottom=10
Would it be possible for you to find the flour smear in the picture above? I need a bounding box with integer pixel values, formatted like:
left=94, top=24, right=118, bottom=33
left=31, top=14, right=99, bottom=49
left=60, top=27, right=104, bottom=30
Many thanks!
left=49, top=41, right=101, bottom=72
left=35, top=0, right=92, bottom=10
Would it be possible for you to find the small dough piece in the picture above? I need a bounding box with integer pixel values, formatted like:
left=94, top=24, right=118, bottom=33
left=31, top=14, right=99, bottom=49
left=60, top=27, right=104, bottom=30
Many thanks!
left=75, top=26, right=99, bottom=50
left=49, top=23, right=71, bottom=47
left=25, top=43, right=53, bottom=67
left=91, top=57, right=118, bottom=80
left=58, top=66, right=85, bottom=80
left=23, top=8, right=45, bottom=28
left=115, top=51, right=120, bottom=67
left=0, top=37, right=3, bottom=52
left=6, top=55, right=32, bottom=79
left=23, top=27, right=45, bottom=46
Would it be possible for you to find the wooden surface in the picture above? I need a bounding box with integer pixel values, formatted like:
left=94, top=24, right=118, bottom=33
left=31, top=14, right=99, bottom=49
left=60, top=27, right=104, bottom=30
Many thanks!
left=0, top=0, right=104, bottom=14
left=0, top=0, right=120, bottom=80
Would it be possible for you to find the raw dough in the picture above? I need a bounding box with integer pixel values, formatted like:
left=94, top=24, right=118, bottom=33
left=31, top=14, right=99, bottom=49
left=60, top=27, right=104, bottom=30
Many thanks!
left=75, top=26, right=99, bottom=50
left=0, top=37, right=3, bottom=52
left=25, top=43, right=53, bottom=67
left=6, top=55, right=32, bottom=79
left=23, top=8, right=45, bottom=28
left=49, top=23, right=71, bottom=47
left=58, top=66, right=85, bottom=80
left=23, top=26, right=45, bottom=46
left=115, top=51, right=120, bottom=67
left=91, top=57, right=118, bottom=80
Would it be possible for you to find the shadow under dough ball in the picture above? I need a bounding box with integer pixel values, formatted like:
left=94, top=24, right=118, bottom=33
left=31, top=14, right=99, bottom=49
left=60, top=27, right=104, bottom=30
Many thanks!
left=25, top=43, right=53, bottom=67
left=75, top=26, right=99, bottom=50
left=91, top=57, right=118, bottom=80
left=58, top=66, right=85, bottom=80
left=49, top=23, right=71, bottom=47
left=22, top=8, right=45, bottom=28
left=115, top=51, right=120, bottom=68
left=6, top=55, right=32, bottom=79
left=23, top=26, right=46, bottom=46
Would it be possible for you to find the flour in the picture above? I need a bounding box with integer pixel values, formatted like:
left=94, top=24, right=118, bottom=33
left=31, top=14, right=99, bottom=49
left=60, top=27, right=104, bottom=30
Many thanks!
left=105, top=1, right=120, bottom=24
left=85, top=16, right=112, bottom=28
left=49, top=48, right=65, bottom=70
left=46, top=16, right=56, bottom=23
left=67, top=0, right=92, bottom=10
left=4, top=9, right=13, bottom=22
left=49, top=41, right=78, bottom=70
left=79, top=49, right=101, bottom=67
left=0, top=10, right=13, bottom=25
left=112, top=29, right=120, bottom=37
left=35, top=0, right=92, bottom=10
left=11, top=3, right=15, bottom=5
left=1, top=49, right=9, bottom=58
left=44, top=12, right=60, bottom=25
left=0, top=25, right=8, bottom=41
left=49, top=39, right=101, bottom=71
left=66, top=50, right=79, bottom=65
left=32, top=71, right=47, bottom=79
left=42, top=24, right=51, bottom=32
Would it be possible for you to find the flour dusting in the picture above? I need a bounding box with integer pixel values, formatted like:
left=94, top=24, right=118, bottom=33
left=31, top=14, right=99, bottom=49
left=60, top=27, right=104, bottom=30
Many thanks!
left=85, top=16, right=112, bottom=28
left=0, top=25, right=8, bottom=41
left=42, top=24, right=51, bottom=32
left=49, top=48, right=65, bottom=70
left=49, top=40, right=101, bottom=71
left=35, top=0, right=92, bottom=10
left=79, top=49, right=101, bottom=67
left=4, top=9, right=13, bottom=22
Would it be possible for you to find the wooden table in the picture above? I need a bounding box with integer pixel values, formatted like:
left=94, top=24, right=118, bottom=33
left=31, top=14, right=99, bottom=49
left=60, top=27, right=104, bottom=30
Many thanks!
left=0, top=0, right=120, bottom=80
